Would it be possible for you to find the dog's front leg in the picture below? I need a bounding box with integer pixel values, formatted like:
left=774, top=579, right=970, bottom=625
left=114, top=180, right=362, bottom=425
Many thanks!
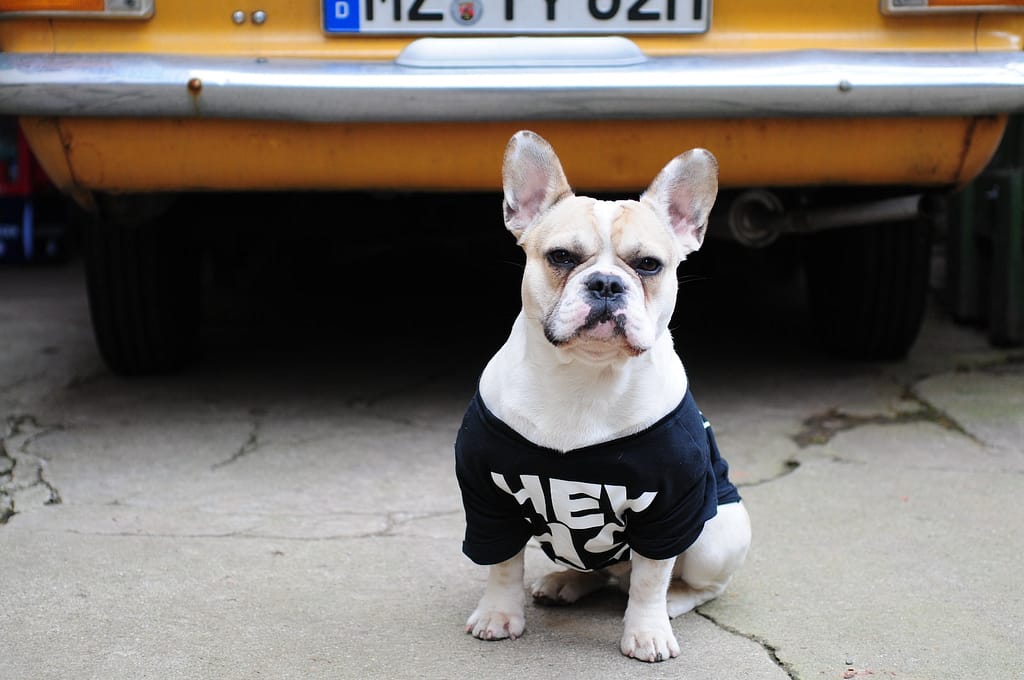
left=466, top=548, right=526, bottom=641
left=620, top=553, right=679, bottom=662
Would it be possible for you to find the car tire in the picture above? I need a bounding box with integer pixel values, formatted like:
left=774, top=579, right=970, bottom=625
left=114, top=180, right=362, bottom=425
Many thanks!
left=802, top=218, right=932, bottom=360
left=83, top=195, right=201, bottom=376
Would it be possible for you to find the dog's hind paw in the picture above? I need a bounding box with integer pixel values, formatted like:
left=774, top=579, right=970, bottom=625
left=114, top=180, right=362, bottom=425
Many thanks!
left=530, top=569, right=608, bottom=605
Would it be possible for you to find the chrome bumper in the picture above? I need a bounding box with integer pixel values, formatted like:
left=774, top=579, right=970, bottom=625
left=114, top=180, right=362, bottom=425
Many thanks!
left=3, top=39, right=1024, bottom=122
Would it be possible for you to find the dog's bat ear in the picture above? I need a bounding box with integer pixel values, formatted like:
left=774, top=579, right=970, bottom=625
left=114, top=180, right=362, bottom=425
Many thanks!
left=502, top=130, right=573, bottom=241
left=640, top=148, right=719, bottom=257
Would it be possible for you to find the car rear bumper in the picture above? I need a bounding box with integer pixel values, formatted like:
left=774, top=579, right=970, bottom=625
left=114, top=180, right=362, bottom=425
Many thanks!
left=3, top=43, right=1024, bottom=121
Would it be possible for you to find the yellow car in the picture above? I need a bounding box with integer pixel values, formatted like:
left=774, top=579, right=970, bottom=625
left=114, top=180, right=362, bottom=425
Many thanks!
left=2, top=1, right=1024, bottom=373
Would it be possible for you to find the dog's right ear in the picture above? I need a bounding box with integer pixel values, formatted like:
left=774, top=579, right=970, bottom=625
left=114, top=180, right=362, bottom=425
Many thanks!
left=502, top=130, right=573, bottom=241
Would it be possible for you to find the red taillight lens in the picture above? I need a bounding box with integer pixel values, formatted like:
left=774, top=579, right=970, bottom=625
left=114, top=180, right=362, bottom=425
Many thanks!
left=0, top=0, right=152, bottom=17
left=883, top=0, right=1024, bottom=13
left=0, top=0, right=104, bottom=10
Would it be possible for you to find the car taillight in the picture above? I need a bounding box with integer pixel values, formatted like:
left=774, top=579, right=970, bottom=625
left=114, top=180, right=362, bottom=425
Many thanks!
left=0, top=0, right=152, bottom=17
left=883, top=0, right=1024, bottom=13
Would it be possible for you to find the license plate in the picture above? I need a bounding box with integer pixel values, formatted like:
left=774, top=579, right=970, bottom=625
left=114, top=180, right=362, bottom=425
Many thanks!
left=322, top=0, right=710, bottom=35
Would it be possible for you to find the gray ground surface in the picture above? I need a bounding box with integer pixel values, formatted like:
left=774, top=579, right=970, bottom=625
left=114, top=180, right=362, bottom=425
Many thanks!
left=2, top=240, right=1021, bottom=680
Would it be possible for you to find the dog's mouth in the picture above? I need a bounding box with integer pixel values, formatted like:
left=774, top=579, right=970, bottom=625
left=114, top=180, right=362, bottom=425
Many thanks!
left=544, top=307, right=647, bottom=357
left=582, top=307, right=626, bottom=338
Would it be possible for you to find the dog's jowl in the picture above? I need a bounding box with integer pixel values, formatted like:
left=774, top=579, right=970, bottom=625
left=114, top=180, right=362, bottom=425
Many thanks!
left=454, top=130, right=751, bottom=663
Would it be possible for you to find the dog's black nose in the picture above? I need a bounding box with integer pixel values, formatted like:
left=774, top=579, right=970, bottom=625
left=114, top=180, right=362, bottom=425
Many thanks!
left=586, top=273, right=626, bottom=300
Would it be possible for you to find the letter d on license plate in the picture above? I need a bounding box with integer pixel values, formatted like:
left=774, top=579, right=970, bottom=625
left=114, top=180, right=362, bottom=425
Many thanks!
left=322, top=0, right=710, bottom=35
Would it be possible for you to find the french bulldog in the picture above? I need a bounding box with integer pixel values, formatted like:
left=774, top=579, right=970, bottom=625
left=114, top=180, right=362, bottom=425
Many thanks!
left=454, top=130, right=751, bottom=663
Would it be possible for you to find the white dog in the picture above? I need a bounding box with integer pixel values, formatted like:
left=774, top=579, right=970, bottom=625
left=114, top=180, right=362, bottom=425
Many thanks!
left=454, top=130, right=751, bottom=663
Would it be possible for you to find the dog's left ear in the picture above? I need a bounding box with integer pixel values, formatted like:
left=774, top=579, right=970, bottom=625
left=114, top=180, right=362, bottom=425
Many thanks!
left=640, top=148, right=719, bottom=257
left=502, top=130, right=573, bottom=241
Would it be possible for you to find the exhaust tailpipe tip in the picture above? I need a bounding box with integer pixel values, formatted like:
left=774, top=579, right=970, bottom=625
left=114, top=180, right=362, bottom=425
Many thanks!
left=728, top=190, right=785, bottom=248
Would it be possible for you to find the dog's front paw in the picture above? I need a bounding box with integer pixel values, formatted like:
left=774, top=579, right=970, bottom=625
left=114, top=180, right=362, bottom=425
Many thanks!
left=466, top=606, right=525, bottom=641
left=620, top=616, right=680, bottom=662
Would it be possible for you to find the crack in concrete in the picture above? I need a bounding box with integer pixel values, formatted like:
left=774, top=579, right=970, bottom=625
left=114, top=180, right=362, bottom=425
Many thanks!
left=792, top=385, right=978, bottom=449
left=52, top=509, right=463, bottom=541
left=713, top=362, right=1019, bottom=678
left=694, top=608, right=798, bottom=680
left=0, top=414, right=64, bottom=526
left=0, top=440, right=15, bottom=524
left=737, top=460, right=802, bottom=489
left=211, top=409, right=265, bottom=470
left=955, top=350, right=1024, bottom=376
left=357, top=509, right=462, bottom=539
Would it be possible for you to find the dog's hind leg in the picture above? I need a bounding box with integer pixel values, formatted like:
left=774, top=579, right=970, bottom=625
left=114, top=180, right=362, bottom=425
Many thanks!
left=667, top=501, right=751, bottom=618
left=531, top=569, right=610, bottom=605
left=666, top=582, right=727, bottom=618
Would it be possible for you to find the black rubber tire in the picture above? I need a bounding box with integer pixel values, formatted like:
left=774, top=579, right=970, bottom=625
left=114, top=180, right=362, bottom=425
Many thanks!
left=802, top=219, right=932, bottom=360
left=83, top=199, right=201, bottom=376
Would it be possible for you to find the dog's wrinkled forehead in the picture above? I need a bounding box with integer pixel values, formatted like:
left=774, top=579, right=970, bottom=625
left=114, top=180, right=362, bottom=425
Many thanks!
left=523, top=195, right=680, bottom=264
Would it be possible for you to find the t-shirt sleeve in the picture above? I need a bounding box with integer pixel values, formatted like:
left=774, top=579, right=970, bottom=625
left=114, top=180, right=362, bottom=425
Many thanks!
left=706, top=422, right=742, bottom=505
left=624, top=466, right=717, bottom=560
left=623, top=416, right=719, bottom=560
left=454, top=415, right=533, bottom=566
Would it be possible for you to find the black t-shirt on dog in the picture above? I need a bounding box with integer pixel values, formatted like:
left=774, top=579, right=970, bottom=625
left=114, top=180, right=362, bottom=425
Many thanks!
left=455, top=388, right=742, bottom=572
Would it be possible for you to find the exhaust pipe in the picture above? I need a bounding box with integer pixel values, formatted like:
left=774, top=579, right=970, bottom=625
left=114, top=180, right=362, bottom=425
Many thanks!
left=725, top=191, right=928, bottom=248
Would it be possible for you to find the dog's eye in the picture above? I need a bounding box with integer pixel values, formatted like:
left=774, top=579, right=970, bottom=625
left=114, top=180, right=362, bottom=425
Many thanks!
left=633, top=256, right=663, bottom=276
left=547, top=249, right=578, bottom=268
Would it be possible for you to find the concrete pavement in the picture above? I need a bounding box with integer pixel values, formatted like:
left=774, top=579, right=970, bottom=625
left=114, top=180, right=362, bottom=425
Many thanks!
left=1, top=246, right=1022, bottom=680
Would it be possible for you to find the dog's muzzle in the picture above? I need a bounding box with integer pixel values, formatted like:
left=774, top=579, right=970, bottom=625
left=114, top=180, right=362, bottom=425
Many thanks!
left=543, top=270, right=647, bottom=351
